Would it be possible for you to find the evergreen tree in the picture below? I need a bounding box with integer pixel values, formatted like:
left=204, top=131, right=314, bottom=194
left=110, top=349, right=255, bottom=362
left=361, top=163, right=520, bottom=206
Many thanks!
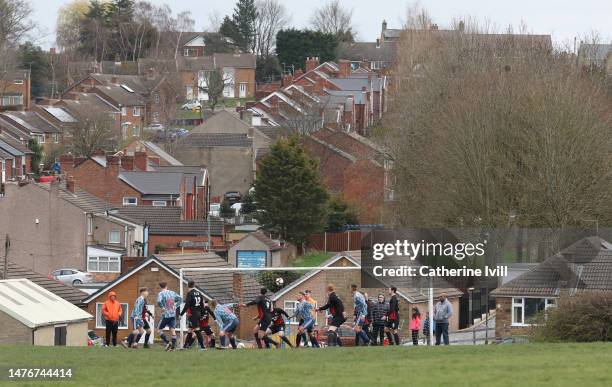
left=18, top=42, right=50, bottom=97
left=232, top=0, right=257, bottom=52
left=219, top=16, right=242, bottom=46
left=241, top=191, right=257, bottom=215
left=326, top=196, right=359, bottom=232
left=254, top=137, right=329, bottom=245
left=276, top=28, right=338, bottom=71
left=28, top=139, right=43, bottom=174
left=220, top=200, right=234, bottom=218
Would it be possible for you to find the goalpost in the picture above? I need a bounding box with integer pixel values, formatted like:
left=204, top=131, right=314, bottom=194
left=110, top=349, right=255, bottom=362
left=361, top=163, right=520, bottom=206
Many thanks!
left=175, top=265, right=435, bottom=348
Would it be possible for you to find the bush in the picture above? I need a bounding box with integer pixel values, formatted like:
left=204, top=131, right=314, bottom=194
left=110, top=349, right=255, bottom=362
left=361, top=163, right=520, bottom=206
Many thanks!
left=530, top=292, right=612, bottom=342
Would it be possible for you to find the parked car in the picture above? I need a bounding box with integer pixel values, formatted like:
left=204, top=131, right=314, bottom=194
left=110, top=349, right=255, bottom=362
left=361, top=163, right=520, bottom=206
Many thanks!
left=182, top=100, right=202, bottom=110
left=87, top=330, right=104, bottom=347
left=224, top=191, right=242, bottom=205
left=145, top=123, right=164, bottom=131
left=209, top=203, right=221, bottom=217
left=49, top=268, right=93, bottom=285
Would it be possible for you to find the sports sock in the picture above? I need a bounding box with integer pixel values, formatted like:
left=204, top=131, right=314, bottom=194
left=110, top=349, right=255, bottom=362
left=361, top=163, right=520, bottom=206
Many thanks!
left=386, top=331, right=394, bottom=345
left=184, top=334, right=194, bottom=348
left=281, top=336, right=293, bottom=348
left=126, top=333, right=135, bottom=347
left=195, top=330, right=205, bottom=349
left=393, top=333, right=400, bottom=345
left=355, top=333, right=359, bottom=346
left=220, top=336, right=226, bottom=347
left=327, top=331, right=337, bottom=347
left=229, top=337, right=237, bottom=349
left=160, top=333, right=168, bottom=344
left=310, top=334, right=319, bottom=348
left=265, top=336, right=278, bottom=347
left=336, top=335, right=343, bottom=346
left=295, top=333, right=302, bottom=347
left=301, top=332, right=309, bottom=346
left=254, top=333, right=263, bottom=349
left=135, top=333, right=143, bottom=345
left=171, top=336, right=177, bottom=348
left=209, top=337, right=216, bottom=348
left=144, top=333, right=151, bottom=345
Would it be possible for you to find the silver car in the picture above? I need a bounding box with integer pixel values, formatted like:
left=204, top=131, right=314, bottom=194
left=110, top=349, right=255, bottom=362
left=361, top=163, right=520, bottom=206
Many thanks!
left=50, top=268, right=94, bottom=286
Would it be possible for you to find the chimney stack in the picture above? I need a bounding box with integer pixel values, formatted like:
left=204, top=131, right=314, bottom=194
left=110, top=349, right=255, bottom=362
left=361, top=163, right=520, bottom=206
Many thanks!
left=282, top=73, right=293, bottom=87
left=339, top=59, right=351, bottom=78
left=134, top=151, right=148, bottom=171
left=105, top=155, right=121, bottom=177
left=305, top=57, right=320, bottom=73
left=376, top=38, right=381, bottom=48
left=66, top=175, right=76, bottom=193
left=382, top=20, right=387, bottom=32
left=121, top=155, right=134, bottom=171
left=59, top=154, right=74, bottom=176
left=294, top=69, right=304, bottom=78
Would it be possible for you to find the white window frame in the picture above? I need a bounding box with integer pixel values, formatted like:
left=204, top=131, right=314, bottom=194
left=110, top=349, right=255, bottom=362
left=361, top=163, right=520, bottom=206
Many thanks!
left=152, top=200, right=167, bottom=207
left=123, top=197, right=137, bottom=206
left=88, top=256, right=121, bottom=273
left=132, top=125, right=140, bottom=137
left=37, top=134, right=45, bottom=144
left=121, top=107, right=128, bottom=116
left=133, top=107, right=141, bottom=117
left=13, top=79, right=24, bottom=85
left=511, top=297, right=556, bottom=326
left=108, top=230, right=121, bottom=244
left=154, top=93, right=160, bottom=104
left=95, top=302, right=129, bottom=329
left=52, top=133, right=59, bottom=143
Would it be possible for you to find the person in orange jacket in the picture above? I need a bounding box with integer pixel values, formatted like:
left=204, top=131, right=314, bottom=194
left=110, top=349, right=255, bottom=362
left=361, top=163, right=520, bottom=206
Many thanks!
left=102, top=291, right=123, bottom=347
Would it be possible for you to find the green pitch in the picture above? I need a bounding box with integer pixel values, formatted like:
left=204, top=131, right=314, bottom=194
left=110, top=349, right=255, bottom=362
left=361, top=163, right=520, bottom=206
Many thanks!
left=0, top=343, right=610, bottom=386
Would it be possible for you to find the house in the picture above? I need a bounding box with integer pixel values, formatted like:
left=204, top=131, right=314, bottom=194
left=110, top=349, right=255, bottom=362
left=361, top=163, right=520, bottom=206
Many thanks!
left=0, top=69, right=31, bottom=111
left=302, top=127, right=393, bottom=223
left=271, top=251, right=463, bottom=339
left=59, top=153, right=209, bottom=219
left=578, top=43, right=612, bottom=73
left=82, top=253, right=261, bottom=340
left=0, top=134, right=33, bottom=183
left=491, top=236, right=612, bottom=338
left=228, top=230, right=295, bottom=268
left=0, top=111, right=63, bottom=150
left=0, top=279, right=92, bottom=346
left=174, top=110, right=273, bottom=197
left=43, top=92, right=122, bottom=135
left=0, top=180, right=147, bottom=278
left=338, top=20, right=399, bottom=72
left=113, top=206, right=224, bottom=251
left=120, top=140, right=184, bottom=167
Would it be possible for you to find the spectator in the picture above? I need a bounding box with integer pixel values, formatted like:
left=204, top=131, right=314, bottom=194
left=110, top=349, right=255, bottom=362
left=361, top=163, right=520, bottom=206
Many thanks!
left=423, top=312, right=435, bottom=346
left=434, top=293, right=453, bottom=345
left=410, top=307, right=421, bottom=345
left=370, top=294, right=389, bottom=345
left=102, top=291, right=123, bottom=347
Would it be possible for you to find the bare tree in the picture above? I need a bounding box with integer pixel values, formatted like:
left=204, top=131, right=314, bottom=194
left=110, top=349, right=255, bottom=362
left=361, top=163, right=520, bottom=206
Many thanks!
left=68, top=111, right=121, bottom=157
left=254, top=0, right=289, bottom=57
left=199, top=68, right=232, bottom=112
left=171, top=11, right=195, bottom=61
left=381, top=17, right=612, bottom=232
left=310, top=0, right=353, bottom=37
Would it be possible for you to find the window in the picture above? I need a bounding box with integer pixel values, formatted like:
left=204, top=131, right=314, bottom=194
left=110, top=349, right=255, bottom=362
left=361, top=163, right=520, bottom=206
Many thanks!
left=96, top=302, right=128, bottom=329
left=87, top=216, right=93, bottom=236
left=152, top=200, right=167, bottom=207
left=123, top=197, right=137, bottom=206
left=512, top=297, right=556, bottom=326
left=154, top=93, right=160, bottom=104
left=132, top=125, right=140, bottom=137
left=121, top=107, right=128, bottom=116
left=133, top=107, right=141, bottom=116
left=37, top=134, right=45, bottom=144
left=88, top=256, right=120, bottom=272
left=52, top=133, right=59, bottom=143
left=13, top=79, right=24, bottom=85
left=108, top=230, right=121, bottom=244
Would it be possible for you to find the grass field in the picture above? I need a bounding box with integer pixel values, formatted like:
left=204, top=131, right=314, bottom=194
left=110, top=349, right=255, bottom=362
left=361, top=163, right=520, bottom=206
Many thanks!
left=0, top=343, right=610, bottom=386
left=291, top=251, right=335, bottom=267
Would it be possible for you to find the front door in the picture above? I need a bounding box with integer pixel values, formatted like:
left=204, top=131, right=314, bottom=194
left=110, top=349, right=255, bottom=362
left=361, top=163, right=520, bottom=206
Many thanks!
left=239, top=82, right=247, bottom=98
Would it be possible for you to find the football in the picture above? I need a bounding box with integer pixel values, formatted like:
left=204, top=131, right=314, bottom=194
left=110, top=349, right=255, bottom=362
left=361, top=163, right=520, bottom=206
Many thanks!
left=275, top=277, right=284, bottom=286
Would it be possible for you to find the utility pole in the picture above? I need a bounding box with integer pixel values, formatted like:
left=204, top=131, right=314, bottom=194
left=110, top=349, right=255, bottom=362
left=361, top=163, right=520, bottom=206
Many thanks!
left=3, top=234, right=9, bottom=280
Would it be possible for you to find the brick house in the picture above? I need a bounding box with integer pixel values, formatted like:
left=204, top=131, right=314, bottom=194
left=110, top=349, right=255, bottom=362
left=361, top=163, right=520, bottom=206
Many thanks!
left=271, top=251, right=462, bottom=343
left=120, top=140, right=184, bottom=167
left=0, top=134, right=33, bottom=183
left=491, top=236, right=612, bottom=339
left=114, top=206, right=224, bottom=252
left=59, top=153, right=209, bottom=218
left=0, top=111, right=63, bottom=151
left=0, top=180, right=147, bottom=278
left=0, top=69, right=31, bottom=111
left=82, top=253, right=261, bottom=341
left=302, top=127, right=393, bottom=223
left=44, top=92, right=122, bottom=135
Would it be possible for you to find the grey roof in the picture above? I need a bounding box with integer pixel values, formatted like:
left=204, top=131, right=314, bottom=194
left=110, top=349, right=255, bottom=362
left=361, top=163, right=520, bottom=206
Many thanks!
left=94, top=84, right=147, bottom=107
left=383, top=29, right=402, bottom=40
left=328, top=77, right=373, bottom=92
left=0, top=136, right=27, bottom=156
left=492, top=237, right=612, bottom=298
left=177, top=53, right=256, bottom=72
left=0, top=260, right=87, bottom=306
left=41, top=107, right=77, bottom=123
left=115, top=206, right=223, bottom=236
left=155, top=253, right=262, bottom=302
left=149, top=165, right=207, bottom=185
left=34, top=182, right=112, bottom=214
left=247, top=231, right=283, bottom=251
left=338, top=41, right=398, bottom=62
left=142, top=141, right=183, bottom=166
left=0, top=116, right=31, bottom=141
left=579, top=43, right=612, bottom=65
left=180, top=133, right=252, bottom=148
left=118, top=171, right=183, bottom=195
left=0, top=148, right=13, bottom=159
left=0, top=111, right=61, bottom=134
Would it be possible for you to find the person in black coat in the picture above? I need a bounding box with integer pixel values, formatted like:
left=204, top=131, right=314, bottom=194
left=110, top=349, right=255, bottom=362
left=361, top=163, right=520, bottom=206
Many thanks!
left=316, top=284, right=346, bottom=347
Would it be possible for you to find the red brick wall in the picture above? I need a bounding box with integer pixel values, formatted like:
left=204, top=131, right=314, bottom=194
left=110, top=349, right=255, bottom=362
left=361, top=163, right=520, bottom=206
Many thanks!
left=67, top=159, right=142, bottom=205
left=343, top=160, right=385, bottom=223
left=235, top=68, right=256, bottom=98
left=301, top=136, right=351, bottom=194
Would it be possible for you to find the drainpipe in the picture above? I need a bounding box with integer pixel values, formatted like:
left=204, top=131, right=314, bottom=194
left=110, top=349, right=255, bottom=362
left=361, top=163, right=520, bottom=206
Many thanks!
left=143, top=223, right=149, bottom=257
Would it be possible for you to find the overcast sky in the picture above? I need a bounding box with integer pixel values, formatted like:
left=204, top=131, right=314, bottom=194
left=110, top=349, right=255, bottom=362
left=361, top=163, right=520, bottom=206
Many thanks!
left=31, top=0, right=612, bottom=50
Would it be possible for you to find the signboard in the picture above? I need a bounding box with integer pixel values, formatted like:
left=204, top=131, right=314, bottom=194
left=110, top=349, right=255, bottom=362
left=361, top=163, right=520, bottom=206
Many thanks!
left=237, top=250, right=267, bottom=268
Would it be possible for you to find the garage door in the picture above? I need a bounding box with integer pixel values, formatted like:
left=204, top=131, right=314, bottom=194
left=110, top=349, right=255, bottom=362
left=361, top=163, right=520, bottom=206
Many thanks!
left=237, top=251, right=267, bottom=268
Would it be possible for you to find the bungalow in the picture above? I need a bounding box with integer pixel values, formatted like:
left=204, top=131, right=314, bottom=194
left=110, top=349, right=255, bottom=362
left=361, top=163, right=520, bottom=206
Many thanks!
left=82, top=253, right=261, bottom=340
left=491, top=236, right=612, bottom=338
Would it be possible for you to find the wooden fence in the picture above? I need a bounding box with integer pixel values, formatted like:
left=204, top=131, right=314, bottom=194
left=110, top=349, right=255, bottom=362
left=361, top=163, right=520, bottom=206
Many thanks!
left=307, top=230, right=363, bottom=252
